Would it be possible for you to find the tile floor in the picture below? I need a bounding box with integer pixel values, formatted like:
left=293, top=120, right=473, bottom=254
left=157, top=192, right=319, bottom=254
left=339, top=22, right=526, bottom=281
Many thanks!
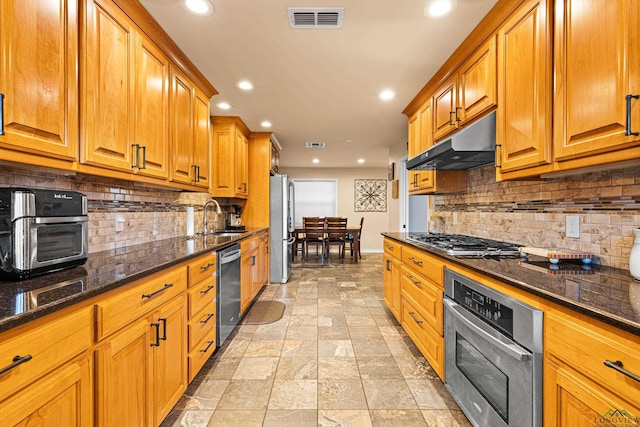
left=161, top=253, right=471, bottom=426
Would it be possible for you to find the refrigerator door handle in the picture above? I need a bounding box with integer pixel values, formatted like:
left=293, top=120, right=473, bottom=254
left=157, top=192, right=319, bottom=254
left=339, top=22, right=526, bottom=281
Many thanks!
left=286, top=236, right=296, bottom=245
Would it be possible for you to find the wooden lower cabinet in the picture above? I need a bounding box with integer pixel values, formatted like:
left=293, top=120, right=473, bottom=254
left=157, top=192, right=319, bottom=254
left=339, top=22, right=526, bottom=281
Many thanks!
left=1, top=355, right=92, bottom=426
left=241, top=233, right=266, bottom=314
left=382, top=252, right=401, bottom=321
left=95, top=295, right=187, bottom=427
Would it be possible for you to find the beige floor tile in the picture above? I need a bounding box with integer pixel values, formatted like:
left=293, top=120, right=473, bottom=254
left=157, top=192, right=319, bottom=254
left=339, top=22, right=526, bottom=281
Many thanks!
left=243, top=340, right=283, bottom=357
left=345, top=315, right=377, bottom=326
left=405, top=380, right=449, bottom=409
left=362, top=379, right=418, bottom=410
left=268, top=379, right=318, bottom=409
left=318, top=379, right=368, bottom=410
left=288, top=315, right=318, bottom=327
left=206, top=410, right=265, bottom=427
left=252, top=325, right=288, bottom=340
left=421, top=409, right=472, bottom=426
left=232, top=357, right=279, bottom=380
left=172, top=378, right=229, bottom=410
left=394, top=357, right=439, bottom=380
left=161, top=410, right=213, bottom=426
left=318, top=356, right=361, bottom=379
left=215, top=379, right=273, bottom=410
left=370, top=409, right=428, bottom=426
left=285, top=325, right=318, bottom=340
left=356, top=356, right=404, bottom=379
left=281, top=339, right=318, bottom=357
left=318, top=410, right=372, bottom=427
left=318, top=339, right=355, bottom=357
left=318, top=326, right=351, bottom=340
left=199, top=356, right=241, bottom=380
left=263, top=409, right=318, bottom=427
left=349, top=325, right=382, bottom=338
left=275, top=356, right=318, bottom=379
left=352, top=339, right=392, bottom=358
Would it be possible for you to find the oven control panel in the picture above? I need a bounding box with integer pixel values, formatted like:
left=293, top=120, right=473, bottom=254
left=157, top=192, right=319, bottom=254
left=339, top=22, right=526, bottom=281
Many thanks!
left=453, top=280, right=514, bottom=338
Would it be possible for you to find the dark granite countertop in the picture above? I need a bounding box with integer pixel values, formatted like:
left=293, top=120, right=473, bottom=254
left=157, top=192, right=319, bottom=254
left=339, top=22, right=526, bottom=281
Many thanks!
left=0, top=228, right=268, bottom=333
left=383, top=232, right=640, bottom=336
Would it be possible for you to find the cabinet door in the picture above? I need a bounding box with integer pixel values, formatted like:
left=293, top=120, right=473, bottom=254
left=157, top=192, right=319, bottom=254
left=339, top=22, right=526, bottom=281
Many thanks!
left=133, top=32, right=169, bottom=179
left=170, top=67, right=195, bottom=185
left=553, top=0, right=640, bottom=161
left=153, top=296, right=187, bottom=425
left=192, top=88, right=211, bottom=188
left=0, top=0, right=78, bottom=160
left=95, top=317, right=152, bottom=427
left=83, top=0, right=135, bottom=171
left=496, top=0, right=552, bottom=173
left=433, top=75, right=458, bottom=140
left=1, top=356, right=92, bottom=426
left=240, top=252, right=253, bottom=313
left=383, top=253, right=401, bottom=321
left=458, top=35, right=497, bottom=124
left=236, top=131, right=249, bottom=197
left=211, top=120, right=235, bottom=197
left=407, top=112, right=421, bottom=158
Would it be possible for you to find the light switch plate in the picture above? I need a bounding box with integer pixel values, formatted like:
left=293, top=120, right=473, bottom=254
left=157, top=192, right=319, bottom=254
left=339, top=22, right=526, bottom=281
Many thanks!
left=566, top=215, right=580, bottom=238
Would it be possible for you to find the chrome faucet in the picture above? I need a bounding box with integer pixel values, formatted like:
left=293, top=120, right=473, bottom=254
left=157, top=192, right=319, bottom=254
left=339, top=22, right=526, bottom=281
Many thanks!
left=203, top=198, right=223, bottom=234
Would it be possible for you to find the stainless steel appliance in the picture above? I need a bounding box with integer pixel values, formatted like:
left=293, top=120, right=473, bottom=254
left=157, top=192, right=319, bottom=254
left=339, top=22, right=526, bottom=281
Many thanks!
left=0, top=188, right=88, bottom=279
left=444, top=269, right=543, bottom=427
left=408, top=233, right=521, bottom=257
left=217, top=243, right=241, bottom=346
left=270, top=175, right=295, bottom=283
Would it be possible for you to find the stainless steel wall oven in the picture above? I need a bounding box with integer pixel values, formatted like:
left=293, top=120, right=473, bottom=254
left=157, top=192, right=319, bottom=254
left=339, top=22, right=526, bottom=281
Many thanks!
left=444, top=269, right=543, bottom=427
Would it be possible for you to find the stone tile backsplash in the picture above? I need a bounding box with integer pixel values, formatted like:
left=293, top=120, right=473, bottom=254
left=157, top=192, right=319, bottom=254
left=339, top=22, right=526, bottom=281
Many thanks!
left=0, top=164, right=212, bottom=253
left=433, top=165, right=640, bottom=269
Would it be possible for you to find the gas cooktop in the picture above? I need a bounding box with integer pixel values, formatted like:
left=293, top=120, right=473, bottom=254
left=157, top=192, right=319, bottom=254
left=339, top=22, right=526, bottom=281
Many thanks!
left=407, top=233, right=522, bottom=257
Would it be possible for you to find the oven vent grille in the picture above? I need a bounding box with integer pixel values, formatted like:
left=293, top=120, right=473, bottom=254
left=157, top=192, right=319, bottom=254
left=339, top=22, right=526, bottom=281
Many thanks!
left=288, top=8, right=344, bottom=29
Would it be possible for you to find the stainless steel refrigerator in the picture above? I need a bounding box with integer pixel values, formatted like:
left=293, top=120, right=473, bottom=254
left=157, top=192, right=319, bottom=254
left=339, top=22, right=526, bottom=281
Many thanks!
left=270, top=175, right=295, bottom=283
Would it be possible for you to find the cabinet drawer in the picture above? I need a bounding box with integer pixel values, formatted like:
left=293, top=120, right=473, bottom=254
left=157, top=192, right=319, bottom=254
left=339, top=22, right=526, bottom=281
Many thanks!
left=546, top=310, right=640, bottom=401
left=400, top=266, right=443, bottom=335
left=241, top=236, right=259, bottom=254
left=187, top=276, right=216, bottom=318
left=95, top=266, right=187, bottom=341
left=401, top=245, right=444, bottom=288
left=383, top=238, right=402, bottom=259
left=0, top=306, right=92, bottom=401
left=188, top=301, right=216, bottom=352
left=401, top=296, right=444, bottom=380
left=187, top=252, right=216, bottom=287
left=188, top=326, right=216, bottom=383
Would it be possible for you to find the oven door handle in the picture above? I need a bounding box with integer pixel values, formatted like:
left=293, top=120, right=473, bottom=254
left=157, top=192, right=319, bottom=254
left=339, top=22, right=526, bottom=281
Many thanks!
left=444, top=299, right=531, bottom=362
left=34, top=216, right=88, bottom=224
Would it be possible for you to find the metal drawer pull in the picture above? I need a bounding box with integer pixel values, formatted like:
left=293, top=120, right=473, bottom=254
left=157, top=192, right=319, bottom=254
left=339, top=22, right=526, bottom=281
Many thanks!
left=200, top=285, right=215, bottom=295
left=386, top=245, right=394, bottom=250
left=604, top=360, right=640, bottom=383
left=200, top=340, right=215, bottom=353
left=151, top=323, right=161, bottom=347
left=449, top=111, right=456, bottom=126
left=0, top=354, right=32, bottom=375
left=408, top=311, right=423, bottom=324
left=0, top=93, right=4, bottom=135
left=200, top=313, right=214, bottom=324
left=455, top=106, right=461, bottom=122
left=408, top=257, right=423, bottom=265
left=200, top=262, right=215, bottom=271
left=625, top=94, right=639, bottom=136
left=132, top=144, right=141, bottom=168
left=386, top=259, right=392, bottom=271
left=407, top=275, right=421, bottom=286
left=141, top=283, right=173, bottom=299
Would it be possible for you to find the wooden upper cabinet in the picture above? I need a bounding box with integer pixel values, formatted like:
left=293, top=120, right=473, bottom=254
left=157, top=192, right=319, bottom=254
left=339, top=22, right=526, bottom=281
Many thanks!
left=553, top=0, right=640, bottom=162
left=236, top=131, right=249, bottom=197
left=83, top=0, right=135, bottom=171
left=211, top=116, right=250, bottom=199
left=193, top=88, right=211, bottom=189
left=496, top=0, right=552, bottom=174
left=433, top=76, right=458, bottom=141
left=458, top=35, right=497, bottom=125
left=0, top=0, right=78, bottom=160
left=133, top=32, right=170, bottom=179
left=169, top=68, right=194, bottom=185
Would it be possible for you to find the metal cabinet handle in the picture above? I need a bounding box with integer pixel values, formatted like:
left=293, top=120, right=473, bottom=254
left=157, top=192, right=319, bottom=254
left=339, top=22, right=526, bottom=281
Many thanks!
left=200, top=285, right=215, bottom=295
left=0, top=93, right=4, bottom=135
left=625, top=94, right=639, bottom=136
left=408, top=311, right=423, bottom=324
left=495, top=144, right=502, bottom=168
left=150, top=323, right=161, bottom=347
left=407, top=275, right=421, bottom=286
left=158, top=318, right=167, bottom=341
left=200, top=263, right=215, bottom=271
left=132, top=144, right=140, bottom=168
left=200, top=340, right=215, bottom=353
left=0, top=354, right=32, bottom=375
left=386, top=259, right=392, bottom=271
left=140, top=146, right=147, bottom=169
left=449, top=111, right=456, bottom=126
left=408, top=257, right=423, bottom=266
left=604, top=360, right=640, bottom=383
left=385, top=245, right=394, bottom=250
left=251, top=255, right=256, bottom=266
left=141, top=283, right=173, bottom=299
left=200, top=313, right=214, bottom=324
left=455, top=106, right=461, bottom=122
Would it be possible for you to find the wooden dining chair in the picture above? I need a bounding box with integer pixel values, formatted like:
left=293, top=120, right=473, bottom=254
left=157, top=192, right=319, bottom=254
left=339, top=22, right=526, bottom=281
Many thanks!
left=324, top=217, right=348, bottom=263
left=346, top=217, right=364, bottom=259
left=302, top=217, right=326, bottom=264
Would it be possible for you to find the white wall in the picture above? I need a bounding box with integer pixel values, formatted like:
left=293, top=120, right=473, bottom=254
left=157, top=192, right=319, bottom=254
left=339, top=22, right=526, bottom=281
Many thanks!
left=280, top=167, right=388, bottom=252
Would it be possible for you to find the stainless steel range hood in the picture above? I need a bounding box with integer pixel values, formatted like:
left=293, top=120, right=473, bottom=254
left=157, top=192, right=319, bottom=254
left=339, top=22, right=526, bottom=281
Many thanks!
left=407, top=111, right=496, bottom=171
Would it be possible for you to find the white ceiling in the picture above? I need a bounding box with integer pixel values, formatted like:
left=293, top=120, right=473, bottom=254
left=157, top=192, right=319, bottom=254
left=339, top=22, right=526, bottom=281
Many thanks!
left=140, top=0, right=498, bottom=168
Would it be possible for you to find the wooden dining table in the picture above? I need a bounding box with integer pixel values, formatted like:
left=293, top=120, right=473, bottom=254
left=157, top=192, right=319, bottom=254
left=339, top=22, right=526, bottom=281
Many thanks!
left=293, top=225, right=361, bottom=263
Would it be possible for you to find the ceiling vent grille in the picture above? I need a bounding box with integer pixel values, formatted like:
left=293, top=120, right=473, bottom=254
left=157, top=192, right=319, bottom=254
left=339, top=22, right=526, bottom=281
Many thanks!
left=288, top=8, right=344, bottom=29
left=305, top=142, right=326, bottom=148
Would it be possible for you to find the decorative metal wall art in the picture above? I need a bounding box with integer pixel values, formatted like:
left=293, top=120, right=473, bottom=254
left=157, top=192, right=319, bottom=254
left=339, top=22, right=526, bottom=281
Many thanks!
left=354, top=179, right=387, bottom=212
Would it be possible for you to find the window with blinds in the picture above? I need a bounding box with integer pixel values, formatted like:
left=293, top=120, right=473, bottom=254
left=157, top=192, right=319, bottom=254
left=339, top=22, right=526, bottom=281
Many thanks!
left=292, top=179, right=337, bottom=226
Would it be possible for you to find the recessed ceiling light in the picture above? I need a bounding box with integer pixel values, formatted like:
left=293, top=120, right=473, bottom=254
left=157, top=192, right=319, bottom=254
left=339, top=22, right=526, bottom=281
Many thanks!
left=261, top=121, right=272, bottom=128
left=312, top=158, right=320, bottom=164
left=379, top=89, right=395, bottom=101
left=237, top=80, right=254, bottom=90
left=217, top=102, right=231, bottom=110
left=184, top=0, right=214, bottom=16
left=357, top=158, right=365, bottom=164
left=345, top=139, right=353, bottom=143
left=425, top=0, right=456, bottom=18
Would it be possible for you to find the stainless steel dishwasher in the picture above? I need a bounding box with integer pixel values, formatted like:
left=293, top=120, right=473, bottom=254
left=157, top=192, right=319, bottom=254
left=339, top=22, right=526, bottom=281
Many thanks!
left=217, top=243, right=241, bottom=346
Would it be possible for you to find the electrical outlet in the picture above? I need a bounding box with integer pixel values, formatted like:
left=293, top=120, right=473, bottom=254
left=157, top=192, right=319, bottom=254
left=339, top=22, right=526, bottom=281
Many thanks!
left=566, top=215, right=580, bottom=238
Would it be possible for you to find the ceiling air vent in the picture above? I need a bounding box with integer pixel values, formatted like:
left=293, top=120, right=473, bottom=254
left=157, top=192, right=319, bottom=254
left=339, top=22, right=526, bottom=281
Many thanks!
left=306, top=142, right=326, bottom=148
left=288, top=7, right=344, bottom=29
